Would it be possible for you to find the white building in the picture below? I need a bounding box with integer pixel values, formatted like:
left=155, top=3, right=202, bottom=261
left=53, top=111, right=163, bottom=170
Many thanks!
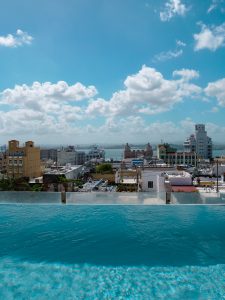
left=184, top=134, right=196, bottom=152
left=57, top=148, right=76, bottom=166
left=183, top=124, right=212, bottom=159
left=139, top=167, right=176, bottom=193
left=86, top=146, right=105, bottom=161
left=165, top=171, right=193, bottom=186
left=211, top=164, right=225, bottom=176
left=44, top=165, right=83, bottom=182
left=139, top=168, right=192, bottom=193
left=57, top=147, right=86, bottom=166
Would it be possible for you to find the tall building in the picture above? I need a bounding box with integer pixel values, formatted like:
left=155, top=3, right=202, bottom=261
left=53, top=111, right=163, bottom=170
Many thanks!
left=183, top=134, right=196, bottom=153
left=57, top=146, right=76, bottom=166
left=75, top=151, right=86, bottom=165
left=57, top=146, right=86, bottom=166
left=40, top=148, right=58, bottom=162
left=5, top=140, right=41, bottom=179
left=184, top=124, right=212, bottom=159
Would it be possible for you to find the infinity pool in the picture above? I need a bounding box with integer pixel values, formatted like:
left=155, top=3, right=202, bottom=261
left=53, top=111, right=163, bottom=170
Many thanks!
left=0, top=205, right=225, bottom=299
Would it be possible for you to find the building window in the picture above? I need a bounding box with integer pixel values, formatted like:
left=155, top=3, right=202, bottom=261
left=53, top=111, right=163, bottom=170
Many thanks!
left=148, top=181, right=153, bottom=188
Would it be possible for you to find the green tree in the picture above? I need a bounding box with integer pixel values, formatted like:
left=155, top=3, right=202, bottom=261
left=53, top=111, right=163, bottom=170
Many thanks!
left=31, top=184, right=43, bottom=192
left=96, top=163, right=113, bottom=174
left=0, top=177, right=31, bottom=191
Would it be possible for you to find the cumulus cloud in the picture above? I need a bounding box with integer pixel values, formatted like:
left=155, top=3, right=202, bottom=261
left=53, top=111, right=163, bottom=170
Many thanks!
left=0, top=67, right=224, bottom=143
left=194, top=22, right=225, bottom=51
left=0, top=109, right=55, bottom=135
left=173, top=69, right=199, bottom=80
left=86, top=65, right=202, bottom=117
left=205, top=78, right=225, bottom=106
left=0, top=81, right=98, bottom=111
left=160, top=0, right=188, bottom=22
left=0, top=80, right=98, bottom=139
left=0, top=29, right=33, bottom=47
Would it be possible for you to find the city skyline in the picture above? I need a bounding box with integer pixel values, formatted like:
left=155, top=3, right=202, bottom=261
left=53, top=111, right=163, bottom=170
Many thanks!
left=0, top=0, right=225, bottom=144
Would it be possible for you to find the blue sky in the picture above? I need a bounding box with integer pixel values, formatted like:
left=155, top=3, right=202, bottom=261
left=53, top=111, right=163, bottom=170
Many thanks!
left=0, top=0, right=225, bottom=145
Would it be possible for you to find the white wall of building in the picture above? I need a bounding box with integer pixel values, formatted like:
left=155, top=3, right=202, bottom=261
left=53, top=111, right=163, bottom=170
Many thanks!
left=167, top=171, right=192, bottom=186
left=64, top=166, right=83, bottom=179
left=140, top=169, right=192, bottom=192
left=211, top=165, right=225, bottom=176
left=140, top=169, right=166, bottom=193
left=57, top=150, right=76, bottom=166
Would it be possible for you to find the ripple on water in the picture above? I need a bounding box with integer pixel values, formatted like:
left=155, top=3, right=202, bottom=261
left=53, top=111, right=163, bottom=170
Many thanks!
left=1, top=205, right=225, bottom=299
left=0, top=258, right=225, bottom=299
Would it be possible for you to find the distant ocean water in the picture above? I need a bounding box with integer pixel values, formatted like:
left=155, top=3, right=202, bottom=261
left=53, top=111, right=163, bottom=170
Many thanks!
left=80, top=148, right=225, bottom=160
left=104, top=149, right=225, bottom=160
left=213, top=150, right=225, bottom=158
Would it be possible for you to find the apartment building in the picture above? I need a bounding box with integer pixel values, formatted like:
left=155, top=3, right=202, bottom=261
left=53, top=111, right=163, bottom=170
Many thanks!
left=40, top=148, right=58, bottom=162
left=57, top=146, right=86, bottom=166
left=5, top=140, right=41, bottom=179
left=157, top=143, right=197, bottom=166
left=184, top=124, right=212, bottom=159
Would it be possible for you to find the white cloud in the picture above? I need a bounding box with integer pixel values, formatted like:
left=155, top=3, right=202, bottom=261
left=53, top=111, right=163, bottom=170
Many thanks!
left=176, top=40, right=186, bottom=47
left=194, top=22, right=225, bottom=51
left=0, top=109, right=55, bottom=136
left=81, top=117, right=225, bottom=144
left=211, top=106, right=219, bottom=113
left=86, top=65, right=202, bottom=117
left=154, top=49, right=183, bottom=62
left=0, top=29, right=33, bottom=47
left=205, top=78, right=225, bottom=106
left=207, top=0, right=225, bottom=14
left=0, top=67, right=224, bottom=144
left=160, top=0, right=188, bottom=22
left=173, top=69, right=199, bottom=80
left=86, top=98, right=108, bottom=116
left=154, top=39, right=186, bottom=62
left=0, top=81, right=98, bottom=112
left=208, top=1, right=218, bottom=13
left=0, top=80, right=98, bottom=139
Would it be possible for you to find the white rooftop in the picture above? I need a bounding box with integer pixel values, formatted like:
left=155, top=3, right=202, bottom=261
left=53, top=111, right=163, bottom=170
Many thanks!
left=45, top=165, right=82, bottom=175
left=122, top=178, right=137, bottom=184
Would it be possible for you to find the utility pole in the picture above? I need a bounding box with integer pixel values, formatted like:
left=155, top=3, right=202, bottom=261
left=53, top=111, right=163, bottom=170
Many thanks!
left=136, top=166, right=139, bottom=192
left=216, top=159, right=219, bottom=193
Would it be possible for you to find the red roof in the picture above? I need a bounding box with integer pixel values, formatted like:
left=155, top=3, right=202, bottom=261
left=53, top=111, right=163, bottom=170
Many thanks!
left=171, top=186, right=197, bottom=192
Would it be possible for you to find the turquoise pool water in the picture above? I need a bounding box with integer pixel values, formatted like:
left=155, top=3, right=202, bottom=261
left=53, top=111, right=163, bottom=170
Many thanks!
left=0, top=205, right=225, bottom=299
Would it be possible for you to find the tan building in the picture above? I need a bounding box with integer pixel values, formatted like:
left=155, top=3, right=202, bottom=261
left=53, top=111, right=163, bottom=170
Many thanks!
left=157, top=143, right=197, bottom=166
left=5, top=140, right=41, bottom=179
left=124, top=143, right=153, bottom=159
